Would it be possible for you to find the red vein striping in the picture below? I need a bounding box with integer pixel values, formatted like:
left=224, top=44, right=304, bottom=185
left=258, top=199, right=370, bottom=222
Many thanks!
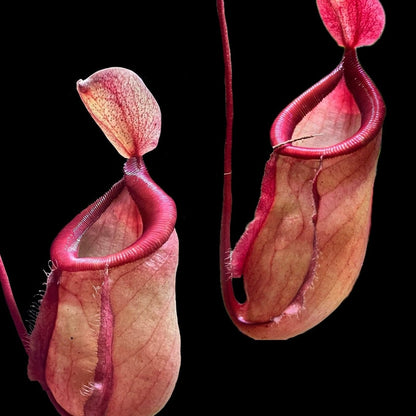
left=294, top=157, right=323, bottom=304
left=126, top=289, right=179, bottom=412
left=84, top=269, right=114, bottom=416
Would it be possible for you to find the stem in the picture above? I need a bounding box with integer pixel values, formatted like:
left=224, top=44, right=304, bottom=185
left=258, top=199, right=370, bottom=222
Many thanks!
left=217, top=0, right=233, bottom=269
left=217, top=0, right=239, bottom=311
left=0, top=256, right=30, bottom=354
left=217, top=0, right=233, bottom=175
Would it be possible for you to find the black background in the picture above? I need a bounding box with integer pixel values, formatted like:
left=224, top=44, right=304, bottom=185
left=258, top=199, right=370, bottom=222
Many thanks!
left=0, top=1, right=411, bottom=414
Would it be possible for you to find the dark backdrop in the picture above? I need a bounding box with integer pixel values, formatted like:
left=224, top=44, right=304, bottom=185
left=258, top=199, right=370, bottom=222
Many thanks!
left=0, top=1, right=409, bottom=414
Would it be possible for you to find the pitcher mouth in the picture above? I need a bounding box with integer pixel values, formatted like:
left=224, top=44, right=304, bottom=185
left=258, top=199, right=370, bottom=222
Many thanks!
left=270, top=49, right=385, bottom=160
left=50, top=157, right=176, bottom=272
